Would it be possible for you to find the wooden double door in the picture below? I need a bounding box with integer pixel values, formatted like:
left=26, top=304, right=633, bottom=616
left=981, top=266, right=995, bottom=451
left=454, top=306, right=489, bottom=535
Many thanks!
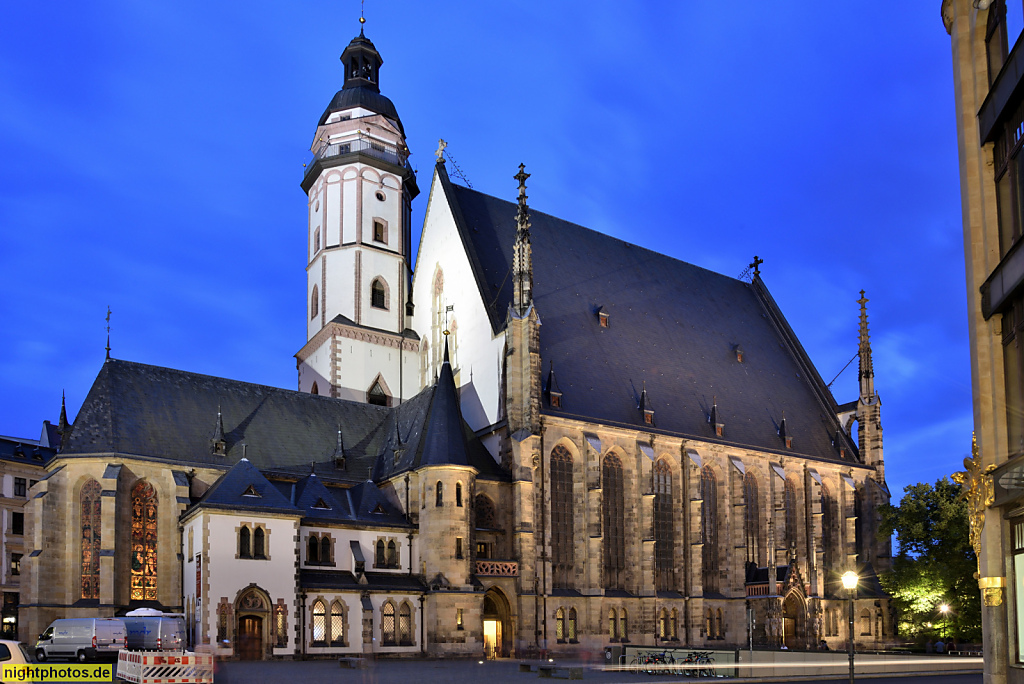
left=237, top=616, right=263, bottom=660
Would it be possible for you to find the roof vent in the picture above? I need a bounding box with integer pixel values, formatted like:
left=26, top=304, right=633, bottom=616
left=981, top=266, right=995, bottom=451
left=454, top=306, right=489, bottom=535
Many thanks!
left=778, top=411, right=792, bottom=449
left=639, top=382, right=654, bottom=426
left=733, top=344, right=744, bottom=363
left=596, top=306, right=610, bottom=328
left=242, top=485, right=261, bottom=498
left=709, top=397, right=724, bottom=437
left=546, top=362, right=563, bottom=409
left=210, top=408, right=227, bottom=456
left=332, top=428, right=346, bottom=470
left=313, top=497, right=331, bottom=510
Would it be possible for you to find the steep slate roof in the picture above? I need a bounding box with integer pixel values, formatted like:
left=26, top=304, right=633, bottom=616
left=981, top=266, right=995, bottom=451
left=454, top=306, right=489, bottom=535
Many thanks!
left=436, top=164, right=857, bottom=462
left=275, top=475, right=411, bottom=527
left=0, top=436, right=54, bottom=467
left=195, top=458, right=299, bottom=515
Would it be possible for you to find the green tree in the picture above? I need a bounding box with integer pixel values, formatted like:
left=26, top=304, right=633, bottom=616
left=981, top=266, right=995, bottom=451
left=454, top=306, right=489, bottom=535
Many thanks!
left=878, top=477, right=981, bottom=643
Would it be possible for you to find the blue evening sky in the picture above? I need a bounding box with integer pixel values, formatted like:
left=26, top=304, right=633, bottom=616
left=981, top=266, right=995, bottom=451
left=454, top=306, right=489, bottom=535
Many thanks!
left=0, top=2, right=967, bottom=502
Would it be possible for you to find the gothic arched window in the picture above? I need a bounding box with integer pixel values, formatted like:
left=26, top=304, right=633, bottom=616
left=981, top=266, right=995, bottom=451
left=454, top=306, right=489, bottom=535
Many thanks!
left=376, top=540, right=385, bottom=567
left=311, top=285, right=319, bottom=320
left=253, top=527, right=265, bottom=559
left=130, top=480, right=158, bottom=601
left=653, top=458, right=674, bottom=591
left=743, top=472, right=762, bottom=566
left=312, top=600, right=326, bottom=643
left=399, top=602, right=412, bottom=645
left=387, top=540, right=398, bottom=567
left=455, top=482, right=463, bottom=507
left=382, top=602, right=396, bottom=645
left=475, top=494, right=497, bottom=530
left=821, top=484, right=836, bottom=574
left=659, top=608, right=669, bottom=638
left=619, top=608, right=628, bottom=640
left=555, top=608, right=565, bottom=641
left=608, top=608, right=617, bottom=639
left=567, top=607, right=577, bottom=641
left=602, top=453, right=625, bottom=590
left=239, top=526, right=252, bottom=558
left=435, top=481, right=443, bottom=507
left=551, top=445, right=574, bottom=588
left=371, top=278, right=387, bottom=310
left=80, top=479, right=102, bottom=599
left=320, top=536, right=331, bottom=564
left=785, top=479, right=798, bottom=557
left=308, top=535, right=320, bottom=564
left=330, top=601, right=345, bottom=646
left=701, top=466, right=719, bottom=593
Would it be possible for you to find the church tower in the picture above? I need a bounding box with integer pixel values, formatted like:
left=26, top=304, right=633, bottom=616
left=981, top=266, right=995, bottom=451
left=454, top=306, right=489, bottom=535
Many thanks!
left=295, top=28, right=420, bottom=405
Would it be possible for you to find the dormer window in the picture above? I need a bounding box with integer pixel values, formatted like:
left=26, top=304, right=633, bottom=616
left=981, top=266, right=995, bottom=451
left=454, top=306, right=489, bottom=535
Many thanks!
left=313, top=497, right=331, bottom=510
left=643, top=409, right=654, bottom=425
left=550, top=392, right=562, bottom=409
left=597, top=307, right=610, bottom=327
left=242, top=485, right=261, bottom=498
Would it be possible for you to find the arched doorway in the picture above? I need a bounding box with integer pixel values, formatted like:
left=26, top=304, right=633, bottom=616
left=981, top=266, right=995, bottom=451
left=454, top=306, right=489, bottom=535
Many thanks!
left=235, top=587, right=270, bottom=660
left=782, top=592, right=806, bottom=650
left=482, top=588, right=513, bottom=659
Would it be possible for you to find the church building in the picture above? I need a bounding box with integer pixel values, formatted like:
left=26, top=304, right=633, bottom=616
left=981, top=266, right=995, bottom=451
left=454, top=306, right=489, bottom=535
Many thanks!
left=19, top=28, right=892, bottom=658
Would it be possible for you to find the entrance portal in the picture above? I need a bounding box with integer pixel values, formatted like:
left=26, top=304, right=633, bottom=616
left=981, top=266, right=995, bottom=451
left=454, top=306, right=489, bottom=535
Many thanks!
left=482, top=588, right=512, bottom=658
left=782, top=593, right=805, bottom=650
left=483, top=620, right=501, bottom=659
left=237, top=616, right=263, bottom=660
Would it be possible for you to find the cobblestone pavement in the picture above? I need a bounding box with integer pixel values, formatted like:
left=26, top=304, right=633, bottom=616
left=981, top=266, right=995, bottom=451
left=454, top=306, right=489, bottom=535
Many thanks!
left=213, top=658, right=983, bottom=684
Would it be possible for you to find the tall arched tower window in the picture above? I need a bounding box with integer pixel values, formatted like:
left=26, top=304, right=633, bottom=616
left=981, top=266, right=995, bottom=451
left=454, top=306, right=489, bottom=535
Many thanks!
left=550, top=445, right=574, bottom=588
left=653, top=459, right=674, bottom=591
left=821, top=484, right=836, bottom=573
left=701, top=466, right=719, bottom=593
left=602, top=453, right=625, bottom=590
left=80, top=479, right=102, bottom=599
left=310, top=285, right=319, bottom=320
left=743, top=472, right=762, bottom=566
left=784, top=479, right=798, bottom=556
left=130, top=480, right=158, bottom=601
left=371, top=278, right=387, bottom=310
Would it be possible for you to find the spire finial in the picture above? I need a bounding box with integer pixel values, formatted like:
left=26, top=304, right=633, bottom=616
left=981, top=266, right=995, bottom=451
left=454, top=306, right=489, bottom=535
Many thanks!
left=104, top=306, right=112, bottom=361
left=359, top=0, right=366, bottom=31
left=512, top=164, right=534, bottom=315
left=750, top=255, right=763, bottom=278
left=515, top=163, right=531, bottom=236
left=435, top=138, right=447, bottom=163
left=443, top=335, right=450, bottom=365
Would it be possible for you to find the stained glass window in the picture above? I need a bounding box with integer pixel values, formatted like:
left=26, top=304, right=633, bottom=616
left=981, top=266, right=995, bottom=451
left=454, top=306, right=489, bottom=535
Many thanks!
left=701, top=467, right=719, bottom=593
left=619, top=608, right=628, bottom=640
left=567, top=608, right=577, bottom=641
left=312, top=600, right=326, bottom=643
left=130, top=480, right=158, bottom=601
left=555, top=608, right=565, bottom=640
left=475, top=494, right=497, bottom=529
left=821, top=484, right=836, bottom=573
left=550, top=446, right=574, bottom=588
left=608, top=608, right=616, bottom=638
left=382, top=602, right=396, bottom=645
left=80, top=479, right=102, bottom=599
left=785, top=479, right=798, bottom=555
left=603, top=454, right=625, bottom=590
left=743, top=472, right=761, bottom=566
left=653, top=459, right=673, bottom=591
left=275, top=604, right=287, bottom=647
left=331, top=601, right=345, bottom=645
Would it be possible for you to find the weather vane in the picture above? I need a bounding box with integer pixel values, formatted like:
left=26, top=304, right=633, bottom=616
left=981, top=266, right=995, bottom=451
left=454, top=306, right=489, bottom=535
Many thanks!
left=105, top=306, right=112, bottom=360
left=443, top=304, right=454, bottom=335
left=360, top=0, right=366, bottom=25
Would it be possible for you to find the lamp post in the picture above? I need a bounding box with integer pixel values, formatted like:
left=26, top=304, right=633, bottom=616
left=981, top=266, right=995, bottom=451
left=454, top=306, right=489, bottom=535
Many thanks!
left=938, top=604, right=950, bottom=641
left=841, top=571, right=859, bottom=684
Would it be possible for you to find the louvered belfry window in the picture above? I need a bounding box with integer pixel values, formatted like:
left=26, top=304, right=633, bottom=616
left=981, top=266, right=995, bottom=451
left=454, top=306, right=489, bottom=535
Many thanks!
left=80, top=479, right=102, bottom=599
left=701, top=466, right=719, bottom=593
left=603, top=454, right=625, bottom=590
left=550, top=446, right=575, bottom=588
left=130, top=480, right=158, bottom=601
left=653, top=459, right=674, bottom=591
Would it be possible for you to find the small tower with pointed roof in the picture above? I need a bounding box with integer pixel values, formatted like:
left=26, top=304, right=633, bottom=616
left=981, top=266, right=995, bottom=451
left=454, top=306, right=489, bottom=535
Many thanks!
left=855, top=291, right=883, bottom=474
left=295, top=25, right=421, bottom=406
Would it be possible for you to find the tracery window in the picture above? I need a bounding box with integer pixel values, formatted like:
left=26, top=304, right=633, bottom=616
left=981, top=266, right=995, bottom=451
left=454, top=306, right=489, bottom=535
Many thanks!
left=239, top=526, right=251, bottom=558
left=859, top=608, right=872, bottom=636
left=821, top=484, right=836, bottom=575
left=784, top=479, right=798, bottom=555
left=670, top=608, right=678, bottom=640
left=312, top=600, right=326, bottom=643
left=653, top=458, right=674, bottom=592
left=701, top=467, right=719, bottom=593
left=659, top=608, right=669, bottom=638
left=608, top=609, right=617, bottom=639
left=399, top=602, right=412, bottom=645
left=475, top=494, right=497, bottom=530
left=382, top=602, right=396, bottom=645
left=602, top=453, right=625, bottom=590
left=551, top=446, right=575, bottom=588
left=80, top=479, right=102, bottom=600
left=331, top=601, right=345, bottom=646
left=130, top=480, right=158, bottom=601
left=567, top=607, right=577, bottom=641
left=743, top=472, right=762, bottom=566
left=618, top=608, right=628, bottom=641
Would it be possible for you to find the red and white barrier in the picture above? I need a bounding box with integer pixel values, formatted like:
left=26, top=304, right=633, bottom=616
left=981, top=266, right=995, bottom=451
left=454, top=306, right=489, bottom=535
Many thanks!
left=117, top=650, right=214, bottom=683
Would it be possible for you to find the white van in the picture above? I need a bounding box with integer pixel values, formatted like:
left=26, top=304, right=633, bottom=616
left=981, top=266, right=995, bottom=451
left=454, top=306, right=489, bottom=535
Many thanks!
left=35, top=618, right=126, bottom=662
left=122, top=615, right=185, bottom=651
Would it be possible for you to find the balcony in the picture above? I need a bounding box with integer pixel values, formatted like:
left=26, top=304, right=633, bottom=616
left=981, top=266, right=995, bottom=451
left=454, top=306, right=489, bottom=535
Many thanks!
left=475, top=559, right=518, bottom=577
left=745, top=582, right=780, bottom=597
left=302, top=135, right=410, bottom=183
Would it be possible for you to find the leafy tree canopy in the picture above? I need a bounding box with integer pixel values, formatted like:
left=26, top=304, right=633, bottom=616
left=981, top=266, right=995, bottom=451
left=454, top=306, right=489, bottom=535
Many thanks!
left=878, top=477, right=980, bottom=643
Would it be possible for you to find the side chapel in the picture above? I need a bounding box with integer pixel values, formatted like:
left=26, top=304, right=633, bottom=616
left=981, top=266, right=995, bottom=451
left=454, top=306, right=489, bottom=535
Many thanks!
left=20, top=28, right=893, bottom=657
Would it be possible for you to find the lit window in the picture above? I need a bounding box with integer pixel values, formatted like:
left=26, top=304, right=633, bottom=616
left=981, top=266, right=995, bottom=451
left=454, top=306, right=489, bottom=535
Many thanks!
left=456, top=608, right=464, bottom=631
left=382, top=603, right=396, bottom=645
left=312, top=600, right=326, bottom=643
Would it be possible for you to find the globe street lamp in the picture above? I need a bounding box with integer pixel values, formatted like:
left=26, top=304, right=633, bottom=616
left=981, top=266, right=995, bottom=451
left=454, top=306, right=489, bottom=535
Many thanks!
left=841, top=571, right=859, bottom=684
left=938, top=604, right=950, bottom=642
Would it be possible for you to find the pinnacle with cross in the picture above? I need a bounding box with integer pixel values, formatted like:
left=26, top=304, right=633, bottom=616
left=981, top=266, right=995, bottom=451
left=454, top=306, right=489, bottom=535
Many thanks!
left=750, top=255, right=763, bottom=277
left=515, top=163, right=531, bottom=235
left=105, top=306, right=112, bottom=360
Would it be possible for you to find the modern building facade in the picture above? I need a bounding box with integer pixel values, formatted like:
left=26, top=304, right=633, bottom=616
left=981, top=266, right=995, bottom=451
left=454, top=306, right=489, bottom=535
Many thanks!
left=944, top=1, right=1024, bottom=681
left=19, top=29, right=893, bottom=658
